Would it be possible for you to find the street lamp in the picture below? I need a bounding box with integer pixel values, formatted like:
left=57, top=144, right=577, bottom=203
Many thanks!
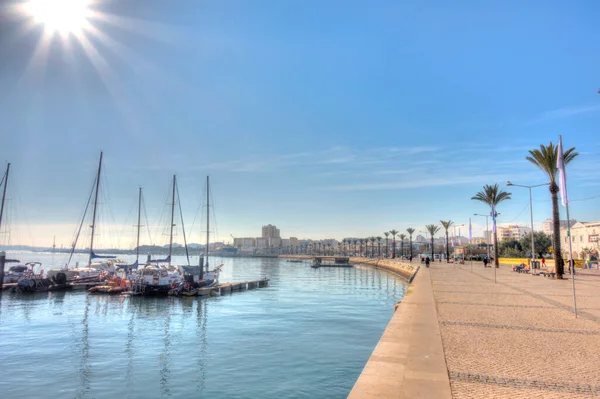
left=473, top=214, right=491, bottom=260
left=506, top=181, right=549, bottom=267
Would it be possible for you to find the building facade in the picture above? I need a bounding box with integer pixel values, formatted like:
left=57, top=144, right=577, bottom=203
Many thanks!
left=542, top=219, right=577, bottom=235
left=559, top=221, right=600, bottom=260
left=262, top=224, right=280, bottom=239
left=496, top=225, right=532, bottom=241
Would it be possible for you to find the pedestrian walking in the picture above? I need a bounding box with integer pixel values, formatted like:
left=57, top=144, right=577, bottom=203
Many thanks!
left=483, top=257, right=488, bottom=268
left=541, top=256, right=546, bottom=267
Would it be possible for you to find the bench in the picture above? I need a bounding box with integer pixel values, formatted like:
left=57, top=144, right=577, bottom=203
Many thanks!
left=518, top=268, right=530, bottom=274
left=538, top=268, right=556, bottom=278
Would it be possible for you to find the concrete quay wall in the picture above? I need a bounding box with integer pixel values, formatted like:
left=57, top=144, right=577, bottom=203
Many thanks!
left=349, top=257, right=418, bottom=282
left=280, top=255, right=450, bottom=397
left=346, top=265, right=451, bottom=398
left=278, top=255, right=418, bottom=282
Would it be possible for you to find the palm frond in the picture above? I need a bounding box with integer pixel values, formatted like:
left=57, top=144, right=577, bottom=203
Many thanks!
left=440, top=220, right=454, bottom=230
left=526, top=142, right=579, bottom=183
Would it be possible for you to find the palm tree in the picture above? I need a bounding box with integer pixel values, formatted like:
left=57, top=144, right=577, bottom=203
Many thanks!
left=389, top=229, right=399, bottom=258
left=527, top=142, right=578, bottom=279
left=384, top=232, right=390, bottom=258
left=369, top=237, right=376, bottom=257
left=353, top=239, right=358, bottom=256
left=471, top=184, right=512, bottom=269
left=399, top=234, right=406, bottom=258
left=440, top=220, right=454, bottom=263
left=425, top=224, right=441, bottom=260
left=376, top=236, right=382, bottom=257
left=406, top=228, right=415, bottom=259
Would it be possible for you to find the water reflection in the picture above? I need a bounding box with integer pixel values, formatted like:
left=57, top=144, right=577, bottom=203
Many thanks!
left=125, top=309, right=135, bottom=391
left=160, top=310, right=171, bottom=397
left=195, top=300, right=207, bottom=391
left=1, top=257, right=407, bottom=399
left=76, top=296, right=91, bottom=399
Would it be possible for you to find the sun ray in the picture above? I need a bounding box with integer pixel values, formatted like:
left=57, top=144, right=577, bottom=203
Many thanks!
left=87, top=10, right=183, bottom=45
left=72, top=29, right=143, bottom=135
left=19, top=29, right=54, bottom=86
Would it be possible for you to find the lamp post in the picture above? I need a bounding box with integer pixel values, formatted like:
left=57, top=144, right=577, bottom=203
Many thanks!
left=474, top=214, right=490, bottom=260
left=506, top=181, right=548, bottom=269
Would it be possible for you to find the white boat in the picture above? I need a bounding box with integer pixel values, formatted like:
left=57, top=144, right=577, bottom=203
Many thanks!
left=47, top=259, right=126, bottom=281
left=138, top=265, right=181, bottom=286
left=4, top=263, right=40, bottom=283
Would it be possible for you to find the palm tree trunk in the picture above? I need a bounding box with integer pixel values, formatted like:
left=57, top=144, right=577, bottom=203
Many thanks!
left=445, top=230, right=449, bottom=263
left=392, top=238, right=396, bottom=258
left=551, top=185, right=564, bottom=278
left=494, top=231, right=499, bottom=267
left=385, top=238, right=388, bottom=258
left=401, top=241, right=404, bottom=258
left=431, top=237, right=434, bottom=260
left=409, top=236, right=413, bottom=258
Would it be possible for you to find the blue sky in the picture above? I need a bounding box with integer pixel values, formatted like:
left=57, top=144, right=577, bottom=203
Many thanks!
left=1, top=0, right=600, bottom=248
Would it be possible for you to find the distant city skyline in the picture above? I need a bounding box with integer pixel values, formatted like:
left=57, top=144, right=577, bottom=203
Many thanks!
left=1, top=0, right=600, bottom=248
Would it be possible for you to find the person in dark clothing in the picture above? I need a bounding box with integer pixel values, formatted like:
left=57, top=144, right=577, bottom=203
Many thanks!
left=483, top=257, right=489, bottom=268
left=425, top=257, right=430, bottom=267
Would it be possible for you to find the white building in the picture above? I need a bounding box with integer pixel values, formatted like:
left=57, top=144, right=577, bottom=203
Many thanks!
left=234, top=237, right=256, bottom=248
left=496, top=225, right=532, bottom=241
left=542, top=219, right=577, bottom=235
left=268, top=237, right=281, bottom=248
left=559, top=221, right=600, bottom=260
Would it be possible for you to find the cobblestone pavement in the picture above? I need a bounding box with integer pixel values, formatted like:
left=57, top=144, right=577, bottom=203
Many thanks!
left=429, top=262, right=600, bottom=398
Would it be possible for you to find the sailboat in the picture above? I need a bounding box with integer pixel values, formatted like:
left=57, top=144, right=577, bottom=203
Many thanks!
left=135, top=175, right=184, bottom=296
left=88, top=187, right=146, bottom=294
left=47, top=152, right=124, bottom=282
left=170, top=176, right=222, bottom=296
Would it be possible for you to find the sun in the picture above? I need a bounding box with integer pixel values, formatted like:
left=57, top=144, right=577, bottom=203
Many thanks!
left=24, top=0, right=91, bottom=35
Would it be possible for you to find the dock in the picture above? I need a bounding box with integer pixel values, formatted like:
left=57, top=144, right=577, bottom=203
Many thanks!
left=311, top=256, right=353, bottom=268
left=121, top=278, right=270, bottom=297
left=3, top=278, right=269, bottom=297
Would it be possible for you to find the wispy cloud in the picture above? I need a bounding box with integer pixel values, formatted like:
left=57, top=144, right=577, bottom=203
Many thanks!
left=196, top=145, right=439, bottom=173
left=528, top=104, right=600, bottom=125
left=328, top=174, right=508, bottom=191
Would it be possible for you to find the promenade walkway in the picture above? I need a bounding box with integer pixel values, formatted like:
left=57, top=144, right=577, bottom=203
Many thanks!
left=432, top=262, right=600, bottom=398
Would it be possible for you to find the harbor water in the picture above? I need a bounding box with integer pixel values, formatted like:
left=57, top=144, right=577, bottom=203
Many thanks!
left=0, top=253, right=408, bottom=398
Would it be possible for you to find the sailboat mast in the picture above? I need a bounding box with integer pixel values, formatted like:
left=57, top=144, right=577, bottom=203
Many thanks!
left=136, top=187, right=142, bottom=265
left=205, top=176, right=210, bottom=272
left=89, top=152, right=103, bottom=266
left=168, top=175, right=176, bottom=267
left=0, top=163, right=10, bottom=234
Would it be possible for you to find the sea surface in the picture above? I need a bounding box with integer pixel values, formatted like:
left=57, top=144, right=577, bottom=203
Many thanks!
left=0, top=252, right=407, bottom=398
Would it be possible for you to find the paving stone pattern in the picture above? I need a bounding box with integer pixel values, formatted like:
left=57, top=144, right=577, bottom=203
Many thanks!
left=430, top=262, right=600, bottom=398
